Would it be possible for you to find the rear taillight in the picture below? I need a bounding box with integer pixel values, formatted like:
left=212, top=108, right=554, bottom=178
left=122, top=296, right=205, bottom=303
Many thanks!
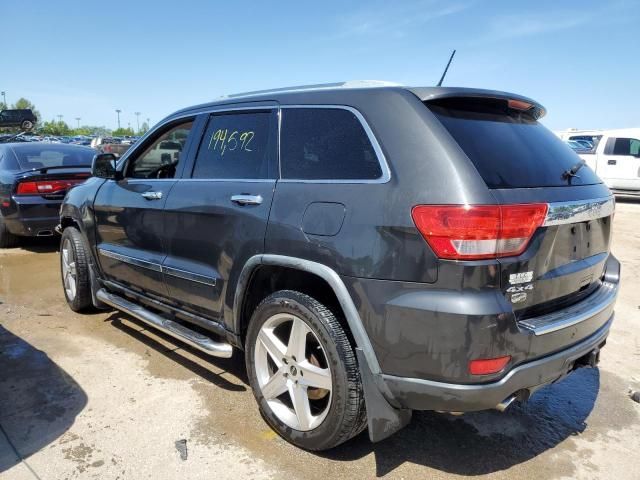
left=16, top=178, right=88, bottom=196
left=411, top=204, right=548, bottom=260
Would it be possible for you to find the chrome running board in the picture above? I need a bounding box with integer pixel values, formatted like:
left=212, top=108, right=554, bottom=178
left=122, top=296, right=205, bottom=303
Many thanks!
left=96, top=289, right=233, bottom=358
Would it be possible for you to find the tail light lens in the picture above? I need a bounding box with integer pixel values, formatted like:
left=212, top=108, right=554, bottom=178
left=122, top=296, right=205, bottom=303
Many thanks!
left=411, top=204, right=548, bottom=260
left=469, top=355, right=511, bottom=375
left=16, top=177, right=89, bottom=196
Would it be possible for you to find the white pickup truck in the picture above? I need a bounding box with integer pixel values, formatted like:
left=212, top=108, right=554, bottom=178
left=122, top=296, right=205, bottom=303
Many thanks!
left=567, top=128, right=640, bottom=195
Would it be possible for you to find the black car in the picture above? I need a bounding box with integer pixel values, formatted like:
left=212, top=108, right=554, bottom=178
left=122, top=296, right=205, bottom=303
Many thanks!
left=58, top=82, right=619, bottom=450
left=0, top=143, right=95, bottom=246
left=0, top=109, right=38, bottom=131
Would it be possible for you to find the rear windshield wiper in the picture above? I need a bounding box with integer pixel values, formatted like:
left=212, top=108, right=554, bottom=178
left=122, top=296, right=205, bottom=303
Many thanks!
left=562, top=159, right=586, bottom=181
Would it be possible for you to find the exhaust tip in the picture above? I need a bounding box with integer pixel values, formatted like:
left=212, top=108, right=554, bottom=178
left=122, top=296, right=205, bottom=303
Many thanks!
left=495, top=395, right=518, bottom=412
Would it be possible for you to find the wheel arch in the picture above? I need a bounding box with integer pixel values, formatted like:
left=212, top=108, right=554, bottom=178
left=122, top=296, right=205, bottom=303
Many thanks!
left=233, top=254, right=382, bottom=376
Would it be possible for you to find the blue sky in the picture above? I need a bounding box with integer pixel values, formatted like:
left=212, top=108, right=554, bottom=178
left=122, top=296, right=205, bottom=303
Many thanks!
left=3, top=0, right=638, bottom=131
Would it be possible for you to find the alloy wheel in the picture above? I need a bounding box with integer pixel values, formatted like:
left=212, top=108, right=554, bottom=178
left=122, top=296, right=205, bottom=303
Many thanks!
left=61, top=239, right=77, bottom=300
left=254, top=313, right=333, bottom=431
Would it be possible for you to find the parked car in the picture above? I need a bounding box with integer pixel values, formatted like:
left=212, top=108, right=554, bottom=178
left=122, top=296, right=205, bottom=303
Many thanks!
left=0, top=109, right=38, bottom=131
left=58, top=82, right=619, bottom=451
left=90, top=136, right=131, bottom=157
left=0, top=143, right=95, bottom=247
left=574, top=128, right=640, bottom=195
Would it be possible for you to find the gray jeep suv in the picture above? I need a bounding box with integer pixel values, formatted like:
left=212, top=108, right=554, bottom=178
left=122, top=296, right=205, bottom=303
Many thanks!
left=58, top=82, right=619, bottom=450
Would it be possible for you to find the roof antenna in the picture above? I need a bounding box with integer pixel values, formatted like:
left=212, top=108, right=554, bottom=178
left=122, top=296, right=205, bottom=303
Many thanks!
left=437, top=49, right=456, bottom=87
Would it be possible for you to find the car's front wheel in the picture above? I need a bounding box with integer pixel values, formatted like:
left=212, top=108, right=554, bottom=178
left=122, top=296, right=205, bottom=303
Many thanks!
left=245, top=290, right=366, bottom=451
left=60, top=227, right=93, bottom=312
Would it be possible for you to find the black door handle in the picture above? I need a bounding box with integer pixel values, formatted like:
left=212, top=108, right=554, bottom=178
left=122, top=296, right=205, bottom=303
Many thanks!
left=608, top=159, right=617, bottom=165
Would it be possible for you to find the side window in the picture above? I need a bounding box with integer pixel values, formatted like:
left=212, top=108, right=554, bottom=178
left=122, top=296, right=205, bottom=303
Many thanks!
left=280, top=108, right=383, bottom=181
left=192, top=110, right=275, bottom=179
left=607, top=137, right=640, bottom=156
left=127, top=121, right=193, bottom=179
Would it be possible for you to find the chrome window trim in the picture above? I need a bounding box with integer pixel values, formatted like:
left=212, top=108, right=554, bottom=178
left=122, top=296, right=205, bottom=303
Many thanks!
left=278, top=105, right=391, bottom=184
left=162, top=266, right=217, bottom=286
left=98, top=248, right=162, bottom=272
left=543, top=196, right=615, bottom=226
left=138, top=104, right=390, bottom=184
left=175, top=179, right=275, bottom=183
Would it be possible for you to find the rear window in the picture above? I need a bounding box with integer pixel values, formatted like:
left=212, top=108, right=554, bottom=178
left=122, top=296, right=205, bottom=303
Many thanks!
left=280, top=108, right=383, bottom=181
left=427, top=98, right=601, bottom=188
left=13, top=146, right=95, bottom=170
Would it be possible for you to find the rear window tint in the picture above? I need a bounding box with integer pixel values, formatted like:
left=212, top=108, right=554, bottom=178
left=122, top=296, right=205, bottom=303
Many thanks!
left=12, top=146, right=95, bottom=170
left=280, top=108, right=383, bottom=180
left=427, top=99, right=601, bottom=188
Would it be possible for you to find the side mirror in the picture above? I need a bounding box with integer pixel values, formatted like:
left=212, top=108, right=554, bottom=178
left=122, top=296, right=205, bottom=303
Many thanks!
left=91, top=153, right=119, bottom=179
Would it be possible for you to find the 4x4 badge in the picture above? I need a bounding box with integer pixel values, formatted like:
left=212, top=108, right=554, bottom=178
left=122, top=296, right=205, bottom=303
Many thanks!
left=509, top=271, right=533, bottom=284
left=506, top=284, right=533, bottom=293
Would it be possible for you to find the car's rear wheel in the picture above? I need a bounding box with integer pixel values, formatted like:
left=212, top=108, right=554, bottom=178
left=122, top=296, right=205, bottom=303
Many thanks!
left=0, top=216, right=19, bottom=248
left=245, top=290, right=366, bottom=451
left=20, top=120, right=34, bottom=131
left=60, top=227, right=93, bottom=312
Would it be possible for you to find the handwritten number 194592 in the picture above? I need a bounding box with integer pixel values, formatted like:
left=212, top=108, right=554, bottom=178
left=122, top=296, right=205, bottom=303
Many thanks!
left=209, top=129, right=254, bottom=156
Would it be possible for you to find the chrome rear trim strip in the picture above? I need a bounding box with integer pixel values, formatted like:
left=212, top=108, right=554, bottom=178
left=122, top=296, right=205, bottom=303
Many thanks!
left=518, top=281, right=617, bottom=335
left=162, top=266, right=217, bottom=286
left=543, top=196, right=614, bottom=226
left=98, top=248, right=162, bottom=272
left=98, top=248, right=217, bottom=286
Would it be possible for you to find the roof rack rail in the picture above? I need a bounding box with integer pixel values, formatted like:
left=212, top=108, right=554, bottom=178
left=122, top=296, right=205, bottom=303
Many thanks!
left=219, top=80, right=403, bottom=100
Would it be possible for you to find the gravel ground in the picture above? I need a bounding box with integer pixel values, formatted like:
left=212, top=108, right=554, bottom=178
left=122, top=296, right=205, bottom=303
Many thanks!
left=1, top=200, right=639, bottom=480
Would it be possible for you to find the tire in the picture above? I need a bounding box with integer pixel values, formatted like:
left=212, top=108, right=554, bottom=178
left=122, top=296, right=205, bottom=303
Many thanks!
left=0, top=216, right=19, bottom=248
left=245, top=290, right=367, bottom=451
left=21, top=120, right=33, bottom=131
left=60, top=227, right=93, bottom=312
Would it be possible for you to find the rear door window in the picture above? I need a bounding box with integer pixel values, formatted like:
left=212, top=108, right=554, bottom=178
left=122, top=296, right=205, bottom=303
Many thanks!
left=192, top=110, right=276, bottom=179
left=427, top=98, right=602, bottom=188
left=280, top=108, right=383, bottom=181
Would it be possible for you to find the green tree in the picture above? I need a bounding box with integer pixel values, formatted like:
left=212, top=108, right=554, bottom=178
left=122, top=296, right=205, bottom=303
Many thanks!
left=112, top=127, right=135, bottom=136
left=138, top=122, right=149, bottom=135
left=71, top=125, right=110, bottom=136
left=39, top=120, right=72, bottom=136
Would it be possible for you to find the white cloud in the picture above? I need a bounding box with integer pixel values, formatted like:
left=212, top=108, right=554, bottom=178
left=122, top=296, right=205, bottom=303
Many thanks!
left=482, top=11, right=594, bottom=42
left=334, top=0, right=473, bottom=39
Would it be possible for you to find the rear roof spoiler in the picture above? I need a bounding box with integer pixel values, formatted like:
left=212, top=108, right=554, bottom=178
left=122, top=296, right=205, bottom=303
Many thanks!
left=17, top=164, right=92, bottom=175
left=409, top=86, right=547, bottom=119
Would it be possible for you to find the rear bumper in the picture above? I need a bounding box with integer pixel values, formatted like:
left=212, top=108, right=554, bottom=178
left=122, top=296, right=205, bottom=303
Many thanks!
left=344, top=254, right=619, bottom=384
left=2, top=196, right=61, bottom=236
left=381, top=315, right=611, bottom=411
